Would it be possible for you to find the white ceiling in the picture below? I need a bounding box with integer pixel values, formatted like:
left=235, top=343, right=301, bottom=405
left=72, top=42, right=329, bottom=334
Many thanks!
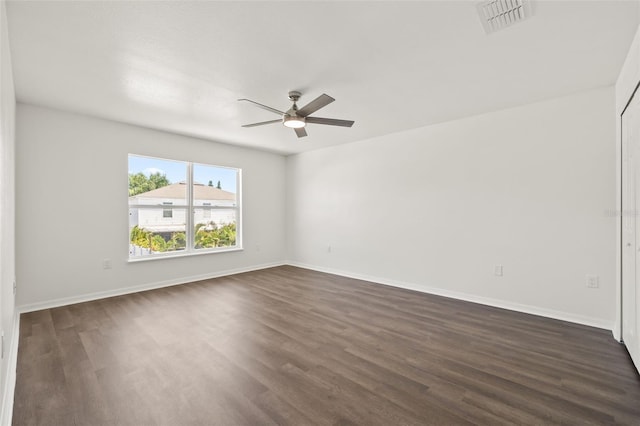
left=6, top=1, right=639, bottom=155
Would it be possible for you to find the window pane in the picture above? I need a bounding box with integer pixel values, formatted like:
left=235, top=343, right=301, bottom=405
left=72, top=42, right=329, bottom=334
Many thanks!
left=128, top=155, right=187, bottom=204
left=193, top=163, right=237, bottom=207
left=129, top=208, right=187, bottom=257
left=194, top=210, right=237, bottom=249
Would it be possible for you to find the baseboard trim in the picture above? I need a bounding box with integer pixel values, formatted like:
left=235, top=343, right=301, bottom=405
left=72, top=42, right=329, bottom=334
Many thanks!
left=17, top=261, right=286, bottom=313
left=16, top=259, right=615, bottom=328
left=1, top=311, right=19, bottom=426
left=287, top=261, right=614, bottom=331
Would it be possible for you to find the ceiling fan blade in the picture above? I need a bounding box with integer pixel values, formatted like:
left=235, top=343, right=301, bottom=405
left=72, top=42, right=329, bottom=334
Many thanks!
left=294, top=127, right=307, bottom=138
left=238, top=98, right=285, bottom=115
left=241, top=119, right=282, bottom=128
left=305, top=116, right=354, bottom=127
left=297, top=94, right=335, bottom=117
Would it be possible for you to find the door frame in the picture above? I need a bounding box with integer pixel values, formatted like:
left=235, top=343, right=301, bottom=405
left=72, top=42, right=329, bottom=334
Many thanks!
left=619, top=79, right=640, bottom=343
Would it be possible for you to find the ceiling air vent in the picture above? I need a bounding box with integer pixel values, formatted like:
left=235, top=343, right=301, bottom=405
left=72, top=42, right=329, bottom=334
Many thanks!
left=477, top=0, right=532, bottom=34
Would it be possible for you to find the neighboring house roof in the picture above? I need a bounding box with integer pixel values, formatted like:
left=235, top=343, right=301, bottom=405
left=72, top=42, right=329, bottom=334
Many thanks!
left=131, top=182, right=235, bottom=201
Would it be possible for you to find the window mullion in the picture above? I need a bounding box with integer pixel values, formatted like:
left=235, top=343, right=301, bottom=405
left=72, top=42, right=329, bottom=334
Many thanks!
left=236, top=169, right=242, bottom=249
left=187, top=161, right=194, bottom=252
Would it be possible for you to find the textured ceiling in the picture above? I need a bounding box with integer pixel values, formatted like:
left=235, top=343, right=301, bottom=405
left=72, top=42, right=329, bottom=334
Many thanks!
left=6, top=1, right=639, bottom=154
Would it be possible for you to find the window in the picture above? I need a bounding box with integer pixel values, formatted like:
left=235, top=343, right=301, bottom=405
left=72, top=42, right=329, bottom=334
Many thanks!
left=162, top=202, right=173, bottom=218
left=128, top=154, right=241, bottom=259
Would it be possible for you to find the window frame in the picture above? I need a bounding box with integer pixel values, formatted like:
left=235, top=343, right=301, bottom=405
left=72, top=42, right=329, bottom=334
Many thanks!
left=128, top=155, right=242, bottom=261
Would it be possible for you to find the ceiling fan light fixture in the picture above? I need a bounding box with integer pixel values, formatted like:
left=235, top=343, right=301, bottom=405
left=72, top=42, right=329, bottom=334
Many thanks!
left=283, top=115, right=306, bottom=128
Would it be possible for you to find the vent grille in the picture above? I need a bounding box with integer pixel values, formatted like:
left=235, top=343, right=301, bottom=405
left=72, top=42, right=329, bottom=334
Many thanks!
left=477, top=0, right=531, bottom=34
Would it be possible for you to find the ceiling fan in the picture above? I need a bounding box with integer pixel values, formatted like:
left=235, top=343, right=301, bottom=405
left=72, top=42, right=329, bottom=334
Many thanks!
left=238, top=91, right=354, bottom=138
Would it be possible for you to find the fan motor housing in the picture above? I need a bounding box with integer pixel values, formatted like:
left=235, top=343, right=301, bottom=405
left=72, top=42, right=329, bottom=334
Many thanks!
left=288, top=91, right=302, bottom=102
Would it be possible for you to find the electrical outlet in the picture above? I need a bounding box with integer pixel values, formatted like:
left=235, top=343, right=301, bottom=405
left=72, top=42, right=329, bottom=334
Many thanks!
left=327, top=245, right=332, bottom=253
left=494, top=265, right=503, bottom=276
left=255, top=244, right=261, bottom=252
left=13, top=279, right=16, bottom=295
left=586, top=275, right=599, bottom=288
left=102, top=258, right=112, bottom=270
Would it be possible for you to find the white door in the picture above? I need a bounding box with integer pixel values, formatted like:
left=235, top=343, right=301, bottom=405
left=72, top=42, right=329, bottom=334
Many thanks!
left=622, top=91, right=640, bottom=372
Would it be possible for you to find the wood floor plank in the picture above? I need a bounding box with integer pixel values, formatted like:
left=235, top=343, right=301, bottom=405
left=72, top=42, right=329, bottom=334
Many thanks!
left=13, top=266, right=640, bottom=425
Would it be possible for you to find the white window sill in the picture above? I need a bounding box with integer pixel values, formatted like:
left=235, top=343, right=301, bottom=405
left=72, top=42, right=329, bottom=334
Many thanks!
left=128, top=246, right=243, bottom=263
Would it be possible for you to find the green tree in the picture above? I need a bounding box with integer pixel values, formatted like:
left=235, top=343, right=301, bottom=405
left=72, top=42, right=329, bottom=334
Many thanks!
left=131, top=226, right=181, bottom=253
left=195, top=222, right=218, bottom=248
left=167, top=232, right=186, bottom=251
left=128, top=172, right=170, bottom=196
left=194, top=222, right=236, bottom=249
left=151, top=235, right=167, bottom=252
left=133, top=222, right=235, bottom=252
left=130, top=225, right=150, bottom=248
left=208, top=180, right=213, bottom=187
left=216, top=180, right=222, bottom=189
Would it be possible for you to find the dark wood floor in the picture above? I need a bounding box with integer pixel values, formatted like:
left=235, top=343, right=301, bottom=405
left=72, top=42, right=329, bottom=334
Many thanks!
left=13, top=266, right=640, bottom=425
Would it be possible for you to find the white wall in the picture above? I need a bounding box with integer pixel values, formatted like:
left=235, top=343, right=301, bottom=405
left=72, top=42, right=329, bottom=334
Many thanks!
left=0, top=1, right=16, bottom=423
left=287, top=86, right=616, bottom=329
left=15, top=104, right=286, bottom=309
